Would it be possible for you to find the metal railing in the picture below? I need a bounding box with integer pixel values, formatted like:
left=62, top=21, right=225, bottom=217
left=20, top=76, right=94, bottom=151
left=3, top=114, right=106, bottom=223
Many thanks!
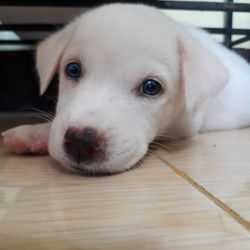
left=0, top=0, right=249, bottom=48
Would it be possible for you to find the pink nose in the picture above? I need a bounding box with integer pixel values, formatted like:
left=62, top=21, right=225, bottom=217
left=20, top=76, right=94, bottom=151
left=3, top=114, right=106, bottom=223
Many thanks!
left=64, top=127, right=105, bottom=164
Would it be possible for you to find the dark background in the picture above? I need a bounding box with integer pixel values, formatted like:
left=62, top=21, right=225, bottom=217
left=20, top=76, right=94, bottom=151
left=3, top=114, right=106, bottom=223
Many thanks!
left=0, top=50, right=58, bottom=112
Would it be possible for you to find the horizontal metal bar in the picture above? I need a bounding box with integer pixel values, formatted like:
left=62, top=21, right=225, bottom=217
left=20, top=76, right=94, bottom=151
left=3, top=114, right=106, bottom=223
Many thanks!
left=0, top=24, right=62, bottom=31
left=1, top=25, right=249, bottom=36
left=0, top=40, right=37, bottom=45
left=0, top=0, right=250, bottom=12
left=231, top=36, right=250, bottom=47
left=156, top=1, right=250, bottom=12
left=1, top=36, right=250, bottom=48
left=204, top=28, right=250, bottom=36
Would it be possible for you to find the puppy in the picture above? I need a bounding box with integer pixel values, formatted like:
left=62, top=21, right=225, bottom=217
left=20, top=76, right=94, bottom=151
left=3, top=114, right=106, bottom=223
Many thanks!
left=2, top=3, right=250, bottom=174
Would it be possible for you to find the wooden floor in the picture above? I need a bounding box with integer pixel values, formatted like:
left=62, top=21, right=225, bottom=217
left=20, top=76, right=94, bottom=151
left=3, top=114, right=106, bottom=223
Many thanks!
left=0, top=117, right=250, bottom=249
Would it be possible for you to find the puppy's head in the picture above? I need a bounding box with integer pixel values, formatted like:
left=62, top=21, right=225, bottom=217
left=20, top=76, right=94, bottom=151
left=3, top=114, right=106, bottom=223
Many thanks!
left=37, top=4, right=227, bottom=174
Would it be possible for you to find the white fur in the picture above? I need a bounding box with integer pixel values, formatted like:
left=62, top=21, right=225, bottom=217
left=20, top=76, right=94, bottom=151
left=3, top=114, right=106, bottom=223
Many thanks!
left=2, top=4, right=250, bottom=174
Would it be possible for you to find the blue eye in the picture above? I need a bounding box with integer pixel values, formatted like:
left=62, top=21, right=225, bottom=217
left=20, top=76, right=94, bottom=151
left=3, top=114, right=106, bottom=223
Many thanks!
left=141, top=79, right=162, bottom=96
left=65, top=62, right=81, bottom=78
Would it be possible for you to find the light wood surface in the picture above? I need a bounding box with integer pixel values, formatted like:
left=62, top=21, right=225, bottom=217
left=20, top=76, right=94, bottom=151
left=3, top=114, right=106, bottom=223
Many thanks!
left=0, top=119, right=250, bottom=249
left=156, top=129, right=250, bottom=223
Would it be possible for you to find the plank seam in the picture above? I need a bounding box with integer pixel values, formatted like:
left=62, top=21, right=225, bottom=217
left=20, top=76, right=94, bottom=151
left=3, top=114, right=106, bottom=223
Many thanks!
left=154, top=153, right=250, bottom=231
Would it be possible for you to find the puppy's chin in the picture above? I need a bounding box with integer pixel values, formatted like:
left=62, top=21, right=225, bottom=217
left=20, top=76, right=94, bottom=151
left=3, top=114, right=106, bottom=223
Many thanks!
left=48, top=140, right=148, bottom=176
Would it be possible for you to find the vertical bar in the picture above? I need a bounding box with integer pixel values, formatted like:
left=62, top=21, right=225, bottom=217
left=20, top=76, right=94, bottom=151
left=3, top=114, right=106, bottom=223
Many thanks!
left=224, top=0, right=233, bottom=48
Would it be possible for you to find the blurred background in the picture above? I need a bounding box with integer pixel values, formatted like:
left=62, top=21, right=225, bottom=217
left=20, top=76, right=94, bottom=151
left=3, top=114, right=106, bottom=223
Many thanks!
left=0, top=0, right=249, bottom=113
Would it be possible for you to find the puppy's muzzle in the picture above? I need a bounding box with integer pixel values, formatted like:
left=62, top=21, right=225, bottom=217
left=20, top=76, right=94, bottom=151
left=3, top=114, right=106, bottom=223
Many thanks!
left=64, top=127, right=105, bottom=164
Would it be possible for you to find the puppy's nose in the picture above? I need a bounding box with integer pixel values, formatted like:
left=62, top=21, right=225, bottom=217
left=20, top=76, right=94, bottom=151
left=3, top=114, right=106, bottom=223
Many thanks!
left=64, top=127, right=105, bottom=164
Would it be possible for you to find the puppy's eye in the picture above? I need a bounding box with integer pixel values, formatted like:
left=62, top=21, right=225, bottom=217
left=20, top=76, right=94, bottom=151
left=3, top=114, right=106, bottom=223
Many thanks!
left=65, top=62, right=81, bottom=78
left=140, top=79, right=162, bottom=96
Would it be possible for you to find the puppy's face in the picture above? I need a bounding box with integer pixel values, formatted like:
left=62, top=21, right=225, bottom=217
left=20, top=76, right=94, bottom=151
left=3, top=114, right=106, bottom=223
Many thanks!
left=37, top=4, right=227, bottom=174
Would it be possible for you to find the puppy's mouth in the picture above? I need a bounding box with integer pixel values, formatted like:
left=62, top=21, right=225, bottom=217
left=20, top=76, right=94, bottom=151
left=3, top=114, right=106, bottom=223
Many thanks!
left=69, top=164, right=114, bottom=176
left=63, top=144, right=150, bottom=176
left=63, top=146, right=110, bottom=176
left=50, top=125, right=150, bottom=176
left=68, top=155, right=146, bottom=176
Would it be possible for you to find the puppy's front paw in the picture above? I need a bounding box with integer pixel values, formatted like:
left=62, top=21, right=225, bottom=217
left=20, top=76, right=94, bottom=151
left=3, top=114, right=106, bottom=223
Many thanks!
left=1, top=124, right=49, bottom=154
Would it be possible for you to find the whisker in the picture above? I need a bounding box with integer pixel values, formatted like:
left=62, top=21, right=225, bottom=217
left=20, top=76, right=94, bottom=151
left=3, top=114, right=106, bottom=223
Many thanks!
left=103, top=162, right=112, bottom=175
left=149, top=145, right=162, bottom=151
left=148, top=145, right=161, bottom=153
left=43, top=94, right=57, bottom=104
left=31, top=114, right=52, bottom=123
left=150, top=141, right=174, bottom=152
left=29, top=107, right=55, bottom=121
left=155, top=134, right=178, bottom=141
left=18, top=106, right=53, bottom=123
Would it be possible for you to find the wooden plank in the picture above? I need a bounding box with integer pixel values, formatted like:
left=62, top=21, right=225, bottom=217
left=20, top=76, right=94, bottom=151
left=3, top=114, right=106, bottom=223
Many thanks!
left=155, top=128, right=250, bottom=224
left=0, top=136, right=249, bottom=249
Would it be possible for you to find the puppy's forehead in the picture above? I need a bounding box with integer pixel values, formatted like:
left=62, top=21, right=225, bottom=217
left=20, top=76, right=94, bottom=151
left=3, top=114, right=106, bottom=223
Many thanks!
left=65, top=4, right=178, bottom=62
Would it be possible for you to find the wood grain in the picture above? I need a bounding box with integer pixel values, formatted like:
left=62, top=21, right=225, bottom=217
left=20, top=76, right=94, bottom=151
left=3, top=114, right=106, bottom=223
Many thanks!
left=156, top=129, right=250, bottom=222
left=0, top=120, right=250, bottom=249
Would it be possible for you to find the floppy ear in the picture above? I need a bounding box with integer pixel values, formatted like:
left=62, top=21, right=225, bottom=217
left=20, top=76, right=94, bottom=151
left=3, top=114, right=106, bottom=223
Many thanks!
left=178, top=29, right=229, bottom=114
left=36, top=23, right=76, bottom=95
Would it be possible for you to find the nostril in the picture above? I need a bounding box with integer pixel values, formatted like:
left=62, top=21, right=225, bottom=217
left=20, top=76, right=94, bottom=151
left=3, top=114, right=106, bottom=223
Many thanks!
left=80, top=128, right=100, bottom=148
left=64, top=127, right=105, bottom=164
left=64, top=127, right=102, bottom=148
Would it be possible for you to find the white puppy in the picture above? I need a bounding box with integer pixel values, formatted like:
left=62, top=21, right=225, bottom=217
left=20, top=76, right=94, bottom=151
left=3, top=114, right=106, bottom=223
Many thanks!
left=2, top=3, right=250, bottom=174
